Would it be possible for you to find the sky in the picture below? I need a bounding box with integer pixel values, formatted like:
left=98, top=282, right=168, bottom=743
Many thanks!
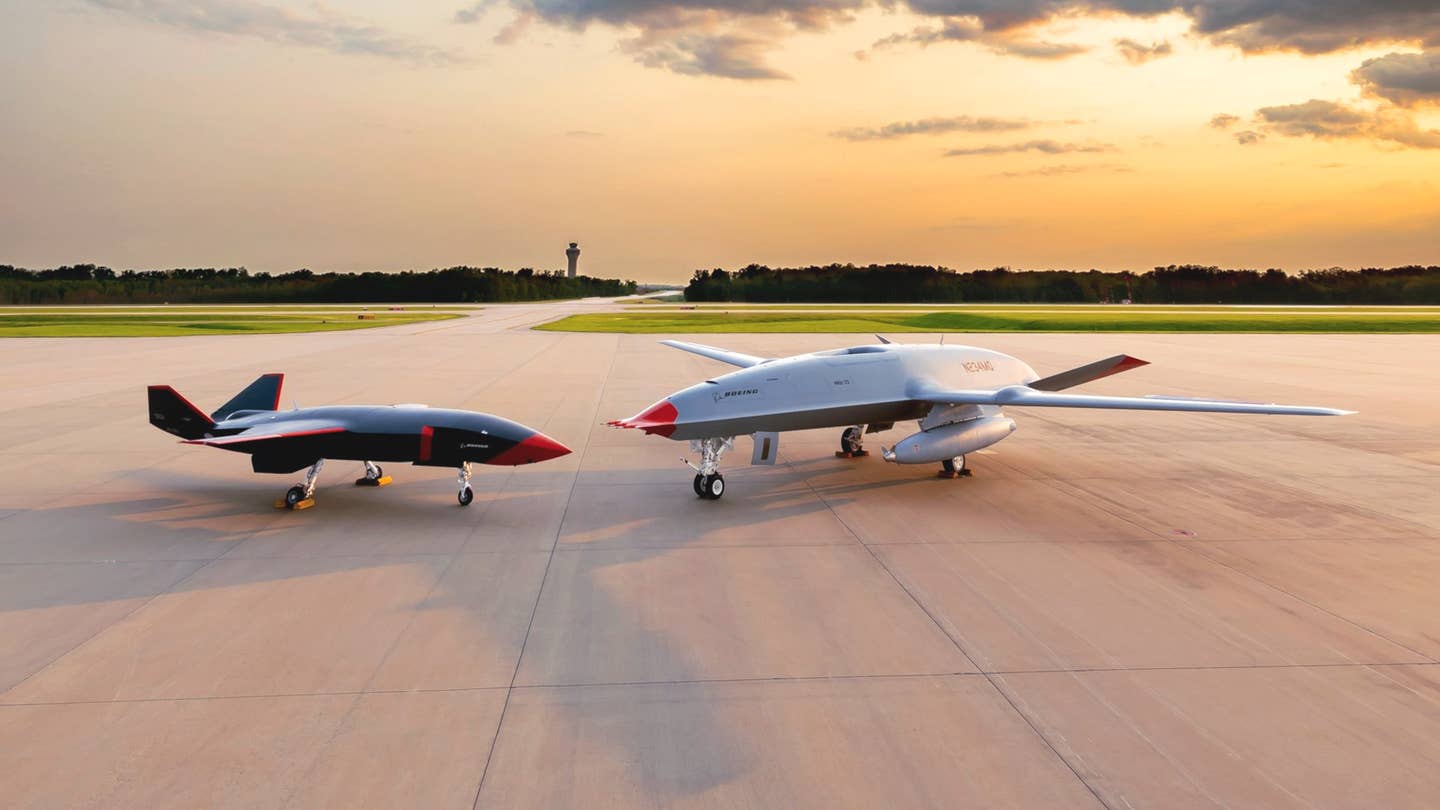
left=2, top=1, right=1439, bottom=282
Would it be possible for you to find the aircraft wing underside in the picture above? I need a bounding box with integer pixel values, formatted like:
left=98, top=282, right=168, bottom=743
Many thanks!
left=908, top=383, right=1354, bottom=416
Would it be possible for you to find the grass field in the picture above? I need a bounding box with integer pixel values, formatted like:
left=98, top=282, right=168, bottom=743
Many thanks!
left=0, top=311, right=464, bottom=337
left=538, top=309, right=1440, bottom=334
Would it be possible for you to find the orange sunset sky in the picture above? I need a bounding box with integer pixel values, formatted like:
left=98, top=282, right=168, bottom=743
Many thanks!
left=2, top=1, right=1438, bottom=281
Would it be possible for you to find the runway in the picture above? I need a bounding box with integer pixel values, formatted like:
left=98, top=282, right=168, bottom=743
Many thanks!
left=2, top=300, right=1439, bottom=809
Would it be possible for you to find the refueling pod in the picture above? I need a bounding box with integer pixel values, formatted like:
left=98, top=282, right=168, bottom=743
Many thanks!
left=881, top=416, right=1016, bottom=464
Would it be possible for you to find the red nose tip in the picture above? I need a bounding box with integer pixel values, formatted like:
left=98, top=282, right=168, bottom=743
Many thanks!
left=490, top=432, right=572, bottom=465
left=606, top=400, right=678, bottom=438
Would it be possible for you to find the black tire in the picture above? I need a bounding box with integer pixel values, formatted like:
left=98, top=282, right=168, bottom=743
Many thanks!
left=372, top=465, right=384, bottom=480
left=941, top=455, right=966, bottom=475
left=458, top=486, right=474, bottom=506
left=285, top=485, right=306, bottom=507
left=693, top=474, right=705, bottom=497
left=703, top=474, right=725, bottom=500
left=841, top=427, right=863, bottom=455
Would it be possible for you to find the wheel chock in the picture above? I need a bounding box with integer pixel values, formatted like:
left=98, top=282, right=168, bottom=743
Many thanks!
left=275, top=497, right=317, bottom=509
left=834, top=450, right=870, bottom=459
left=354, top=475, right=392, bottom=487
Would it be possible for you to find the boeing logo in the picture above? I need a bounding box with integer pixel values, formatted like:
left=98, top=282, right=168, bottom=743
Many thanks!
left=714, top=388, right=759, bottom=403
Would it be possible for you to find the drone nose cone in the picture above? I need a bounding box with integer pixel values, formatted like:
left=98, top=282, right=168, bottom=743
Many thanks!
left=607, top=399, right=678, bottom=437
left=492, top=431, right=572, bottom=465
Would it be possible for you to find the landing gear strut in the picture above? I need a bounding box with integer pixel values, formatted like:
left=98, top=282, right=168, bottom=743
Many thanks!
left=282, top=459, right=325, bottom=509
left=938, top=455, right=971, bottom=479
left=457, top=461, right=474, bottom=506
left=354, top=461, right=390, bottom=487
left=686, top=437, right=733, bottom=500
left=836, top=426, right=869, bottom=458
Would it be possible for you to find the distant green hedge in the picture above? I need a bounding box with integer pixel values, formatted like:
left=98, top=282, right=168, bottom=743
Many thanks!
left=0, top=265, right=636, bottom=305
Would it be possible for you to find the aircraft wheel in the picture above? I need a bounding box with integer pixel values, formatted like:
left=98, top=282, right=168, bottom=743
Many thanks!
left=284, top=485, right=307, bottom=508
left=840, top=427, right=864, bottom=455
left=693, top=474, right=705, bottom=497
left=458, top=485, right=474, bottom=507
left=941, top=456, right=966, bottom=476
left=371, top=465, right=384, bottom=480
left=701, top=473, right=725, bottom=500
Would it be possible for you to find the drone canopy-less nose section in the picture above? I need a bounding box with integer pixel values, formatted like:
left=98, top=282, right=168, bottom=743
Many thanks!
left=608, top=399, right=678, bottom=437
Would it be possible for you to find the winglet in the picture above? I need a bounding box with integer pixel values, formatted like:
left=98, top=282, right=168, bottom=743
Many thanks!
left=875, top=335, right=893, bottom=345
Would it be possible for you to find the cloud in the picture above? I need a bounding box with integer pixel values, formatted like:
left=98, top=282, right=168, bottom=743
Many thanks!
left=871, top=1, right=1440, bottom=65
left=943, top=139, right=1116, bottom=156
left=832, top=115, right=1035, bottom=141
left=1351, top=50, right=1440, bottom=107
left=623, top=29, right=791, bottom=79
left=449, top=0, right=1440, bottom=80
left=1114, top=37, right=1172, bottom=64
left=86, top=0, right=464, bottom=65
left=1234, top=130, right=1263, bottom=145
left=868, top=16, right=1087, bottom=60
left=1210, top=113, right=1240, bottom=129
left=1255, top=99, right=1440, bottom=149
left=453, top=1, right=492, bottom=24
left=493, top=11, right=536, bottom=44
left=993, top=162, right=1133, bottom=177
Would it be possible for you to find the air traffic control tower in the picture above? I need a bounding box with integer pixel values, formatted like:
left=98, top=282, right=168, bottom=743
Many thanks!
left=566, top=242, right=580, bottom=278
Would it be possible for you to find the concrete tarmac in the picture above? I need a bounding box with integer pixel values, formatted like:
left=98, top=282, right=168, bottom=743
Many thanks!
left=2, top=301, right=1438, bottom=809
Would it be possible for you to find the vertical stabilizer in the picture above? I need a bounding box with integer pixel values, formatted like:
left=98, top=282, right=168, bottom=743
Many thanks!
left=211, top=373, right=284, bottom=420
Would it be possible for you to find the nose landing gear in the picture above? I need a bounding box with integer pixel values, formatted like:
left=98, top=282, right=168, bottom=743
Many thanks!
left=457, top=461, right=474, bottom=506
left=686, top=437, right=733, bottom=500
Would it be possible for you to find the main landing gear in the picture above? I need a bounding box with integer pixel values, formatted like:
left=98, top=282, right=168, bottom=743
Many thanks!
left=280, top=459, right=325, bottom=510
left=457, top=461, right=474, bottom=506
left=836, top=426, right=869, bottom=458
left=354, top=460, right=391, bottom=487
left=938, top=455, right=972, bottom=479
left=686, top=437, right=733, bottom=500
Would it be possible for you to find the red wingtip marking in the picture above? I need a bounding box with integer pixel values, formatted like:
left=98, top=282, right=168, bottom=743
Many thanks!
left=1116, top=355, right=1150, bottom=370
left=267, top=373, right=285, bottom=410
left=489, top=432, right=572, bottom=465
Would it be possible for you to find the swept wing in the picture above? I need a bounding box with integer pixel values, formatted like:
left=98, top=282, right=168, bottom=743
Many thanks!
left=909, top=382, right=1353, bottom=416
left=660, top=340, right=770, bottom=369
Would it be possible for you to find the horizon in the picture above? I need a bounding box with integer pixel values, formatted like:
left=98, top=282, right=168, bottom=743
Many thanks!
left=3, top=2, right=1438, bottom=282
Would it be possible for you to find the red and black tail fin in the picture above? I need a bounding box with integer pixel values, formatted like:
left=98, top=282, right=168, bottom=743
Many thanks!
left=211, top=373, right=284, bottom=420
left=147, top=386, right=216, bottom=440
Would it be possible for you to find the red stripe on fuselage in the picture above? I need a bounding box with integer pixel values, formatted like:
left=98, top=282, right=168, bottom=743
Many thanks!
left=419, top=425, right=434, bottom=462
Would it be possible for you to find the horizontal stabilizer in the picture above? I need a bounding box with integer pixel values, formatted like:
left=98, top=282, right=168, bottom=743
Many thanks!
left=148, top=385, right=216, bottom=440
left=1029, top=354, right=1148, bottom=391
left=911, top=383, right=1353, bottom=416
left=660, top=340, right=769, bottom=369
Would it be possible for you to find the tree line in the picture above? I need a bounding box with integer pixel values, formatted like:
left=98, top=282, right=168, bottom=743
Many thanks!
left=0, top=265, right=637, bottom=305
left=684, top=264, right=1440, bottom=304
